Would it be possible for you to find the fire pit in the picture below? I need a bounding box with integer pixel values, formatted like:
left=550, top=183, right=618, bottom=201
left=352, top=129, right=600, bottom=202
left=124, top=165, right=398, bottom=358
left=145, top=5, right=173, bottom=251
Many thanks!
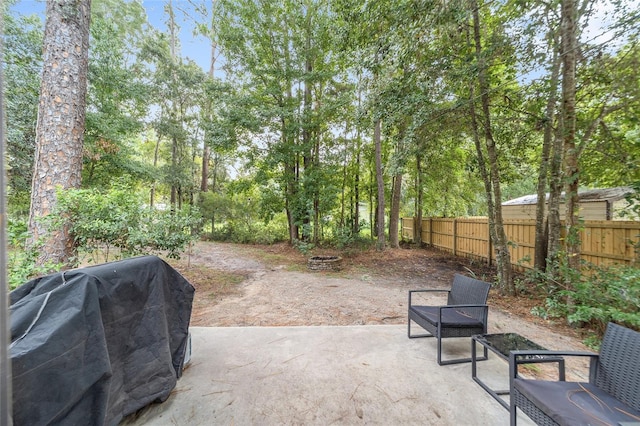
left=307, top=255, right=343, bottom=272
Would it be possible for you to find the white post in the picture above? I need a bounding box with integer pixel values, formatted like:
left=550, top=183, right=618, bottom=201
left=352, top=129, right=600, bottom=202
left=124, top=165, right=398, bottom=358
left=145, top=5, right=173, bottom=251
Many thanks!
left=0, top=13, right=14, bottom=423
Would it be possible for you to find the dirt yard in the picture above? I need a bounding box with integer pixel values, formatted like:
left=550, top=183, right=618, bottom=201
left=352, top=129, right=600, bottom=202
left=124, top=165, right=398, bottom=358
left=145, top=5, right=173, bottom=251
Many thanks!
left=171, top=241, right=590, bottom=359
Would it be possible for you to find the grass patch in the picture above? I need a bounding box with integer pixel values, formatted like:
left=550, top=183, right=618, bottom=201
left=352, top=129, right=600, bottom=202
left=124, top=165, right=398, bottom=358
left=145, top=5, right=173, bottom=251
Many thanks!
left=171, top=261, right=247, bottom=300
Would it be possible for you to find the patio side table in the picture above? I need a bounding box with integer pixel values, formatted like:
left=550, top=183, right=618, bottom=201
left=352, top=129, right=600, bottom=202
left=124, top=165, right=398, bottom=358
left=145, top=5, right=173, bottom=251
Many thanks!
left=471, top=333, right=565, bottom=410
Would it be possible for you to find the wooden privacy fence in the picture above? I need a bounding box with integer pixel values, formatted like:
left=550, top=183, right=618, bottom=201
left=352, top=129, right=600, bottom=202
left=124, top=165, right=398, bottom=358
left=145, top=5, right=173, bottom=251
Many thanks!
left=401, top=217, right=640, bottom=270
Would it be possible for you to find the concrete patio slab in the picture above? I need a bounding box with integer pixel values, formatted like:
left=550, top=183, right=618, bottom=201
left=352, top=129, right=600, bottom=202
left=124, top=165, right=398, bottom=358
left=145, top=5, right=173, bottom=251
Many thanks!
left=123, top=325, right=527, bottom=425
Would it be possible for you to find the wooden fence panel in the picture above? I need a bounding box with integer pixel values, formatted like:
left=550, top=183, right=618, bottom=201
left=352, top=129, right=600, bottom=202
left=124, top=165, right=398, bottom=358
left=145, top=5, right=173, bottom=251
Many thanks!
left=455, top=218, right=490, bottom=262
left=401, top=217, right=639, bottom=269
left=504, top=220, right=537, bottom=270
left=431, top=218, right=454, bottom=252
left=580, top=221, right=640, bottom=266
left=420, top=218, right=432, bottom=245
left=401, top=217, right=413, bottom=241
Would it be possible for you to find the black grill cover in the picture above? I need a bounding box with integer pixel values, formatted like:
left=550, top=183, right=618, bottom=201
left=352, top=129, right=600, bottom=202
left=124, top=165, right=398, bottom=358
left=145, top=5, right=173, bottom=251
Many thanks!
left=10, top=255, right=195, bottom=425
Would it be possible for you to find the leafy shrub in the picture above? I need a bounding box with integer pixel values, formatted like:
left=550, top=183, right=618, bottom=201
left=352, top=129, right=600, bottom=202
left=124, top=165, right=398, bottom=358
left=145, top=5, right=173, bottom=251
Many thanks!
left=55, top=185, right=201, bottom=262
left=130, top=206, right=202, bottom=259
left=55, top=184, right=142, bottom=261
left=530, top=258, right=640, bottom=343
left=620, top=181, right=640, bottom=221
left=208, top=223, right=235, bottom=242
left=326, top=225, right=374, bottom=251
left=563, top=264, right=640, bottom=334
left=7, top=218, right=62, bottom=289
left=208, top=213, right=288, bottom=245
left=293, top=240, right=315, bottom=256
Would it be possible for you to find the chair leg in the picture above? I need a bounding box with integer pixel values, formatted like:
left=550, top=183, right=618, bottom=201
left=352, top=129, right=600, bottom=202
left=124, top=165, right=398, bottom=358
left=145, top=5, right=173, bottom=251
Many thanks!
left=409, top=320, right=485, bottom=364
left=437, top=337, right=475, bottom=365
left=510, top=400, right=517, bottom=426
left=407, top=318, right=434, bottom=339
left=509, top=363, right=517, bottom=426
left=437, top=336, right=486, bottom=366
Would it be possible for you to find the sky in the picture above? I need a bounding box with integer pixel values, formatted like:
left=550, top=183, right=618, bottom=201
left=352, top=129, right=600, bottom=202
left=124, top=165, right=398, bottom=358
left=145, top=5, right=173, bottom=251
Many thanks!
left=10, top=0, right=639, bottom=80
left=141, top=0, right=215, bottom=72
left=10, top=0, right=215, bottom=73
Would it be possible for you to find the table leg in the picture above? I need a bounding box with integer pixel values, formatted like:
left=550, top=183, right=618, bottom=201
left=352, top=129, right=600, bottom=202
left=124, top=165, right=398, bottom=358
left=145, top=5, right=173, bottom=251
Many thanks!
left=472, top=338, right=510, bottom=411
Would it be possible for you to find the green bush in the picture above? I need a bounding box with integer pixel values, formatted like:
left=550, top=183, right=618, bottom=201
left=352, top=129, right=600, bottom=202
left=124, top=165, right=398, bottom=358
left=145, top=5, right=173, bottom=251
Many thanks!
left=209, top=217, right=288, bottom=245
left=326, top=225, right=373, bottom=250
left=530, top=259, right=640, bottom=343
left=129, top=206, right=202, bottom=259
left=55, top=185, right=201, bottom=262
left=563, top=264, right=640, bottom=334
left=55, top=184, right=142, bottom=261
left=7, top=218, right=62, bottom=290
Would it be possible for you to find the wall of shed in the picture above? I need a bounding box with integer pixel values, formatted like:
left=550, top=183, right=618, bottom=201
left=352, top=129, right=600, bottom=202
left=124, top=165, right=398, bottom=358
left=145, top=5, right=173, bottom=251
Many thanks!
left=503, top=201, right=610, bottom=221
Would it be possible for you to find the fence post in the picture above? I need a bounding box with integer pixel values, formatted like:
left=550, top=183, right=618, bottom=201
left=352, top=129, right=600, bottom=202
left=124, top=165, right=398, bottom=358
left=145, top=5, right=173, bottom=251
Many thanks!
left=413, top=217, right=418, bottom=242
left=453, top=218, right=457, bottom=257
left=487, top=219, right=492, bottom=266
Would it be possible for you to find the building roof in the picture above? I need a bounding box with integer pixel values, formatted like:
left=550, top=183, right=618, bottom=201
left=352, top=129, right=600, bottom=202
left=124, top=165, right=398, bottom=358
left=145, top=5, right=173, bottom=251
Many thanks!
left=502, top=186, right=634, bottom=206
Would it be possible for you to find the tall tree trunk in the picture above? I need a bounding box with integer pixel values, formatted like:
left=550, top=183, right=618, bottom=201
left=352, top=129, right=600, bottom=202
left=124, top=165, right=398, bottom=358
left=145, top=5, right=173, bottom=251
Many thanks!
left=547, top=124, right=564, bottom=269
left=168, top=0, right=179, bottom=209
left=285, top=119, right=298, bottom=243
left=150, top=135, right=161, bottom=207
left=353, top=139, right=361, bottom=235
left=28, top=0, right=91, bottom=268
left=415, top=153, right=423, bottom=245
left=302, top=82, right=312, bottom=241
left=469, top=88, right=496, bottom=262
left=466, top=25, right=495, bottom=271
left=389, top=173, right=402, bottom=248
left=369, top=154, right=375, bottom=240
left=211, top=152, right=219, bottom=192
left=374, top=118, right=385, bottom=251
left=340, top=138, right=348, bottom=229
left=389, top=119, right=407, bottom=249
left=170, top=135, right=178, bottom=207
left=201, top=7, right=218, bottom=193
left=353, top=87, right=362, bottom=236
left=282, top=17, right=299, bottom=244
left=534, top=46, right=561, bottom=271
left=470, top=0, right=513, bottom=293
left=201, top=146, right=210, bottom=192
left=561, top=0, right=580, bottom=271
left=312, top=92, right=321, bottom=243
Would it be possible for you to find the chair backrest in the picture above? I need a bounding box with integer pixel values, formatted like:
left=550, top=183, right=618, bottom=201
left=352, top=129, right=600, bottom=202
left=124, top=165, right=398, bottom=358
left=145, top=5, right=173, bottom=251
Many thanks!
left=447, top=274, right=491, bottom=306
left=594, top=322, right=640, bottom=411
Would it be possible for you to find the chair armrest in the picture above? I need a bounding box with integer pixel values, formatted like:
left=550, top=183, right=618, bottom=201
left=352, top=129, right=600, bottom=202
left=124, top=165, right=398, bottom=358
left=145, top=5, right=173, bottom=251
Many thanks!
left=438, top=304, right=488, bottom=322
left=408, top=289, right=450, bottom=306
left=439, top=303, right=488, bottom=309
left=509, top=350, right=599, bottom=383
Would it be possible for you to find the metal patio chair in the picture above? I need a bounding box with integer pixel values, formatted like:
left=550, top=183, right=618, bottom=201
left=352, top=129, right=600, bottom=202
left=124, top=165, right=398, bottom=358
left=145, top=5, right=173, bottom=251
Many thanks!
left=408, top=273, right=491, bottom=365
left=509, top=322, right=640, bottom=425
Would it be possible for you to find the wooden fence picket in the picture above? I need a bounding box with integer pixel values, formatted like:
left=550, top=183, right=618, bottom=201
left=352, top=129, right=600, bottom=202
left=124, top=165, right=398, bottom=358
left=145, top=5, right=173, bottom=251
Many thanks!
left=401, top=217, right=639, bottom=270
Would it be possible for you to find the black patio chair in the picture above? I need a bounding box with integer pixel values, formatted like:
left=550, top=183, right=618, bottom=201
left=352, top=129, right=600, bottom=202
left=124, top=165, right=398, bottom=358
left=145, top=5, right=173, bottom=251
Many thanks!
left=408, top=273, right=491, bottom=365
left=509, top=322, right=640, bottom=425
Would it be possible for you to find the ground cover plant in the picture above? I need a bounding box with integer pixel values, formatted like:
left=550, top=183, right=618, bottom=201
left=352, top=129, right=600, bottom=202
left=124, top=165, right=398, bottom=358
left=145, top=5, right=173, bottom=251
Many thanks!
left=4, top=0, right=639, bottom=346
